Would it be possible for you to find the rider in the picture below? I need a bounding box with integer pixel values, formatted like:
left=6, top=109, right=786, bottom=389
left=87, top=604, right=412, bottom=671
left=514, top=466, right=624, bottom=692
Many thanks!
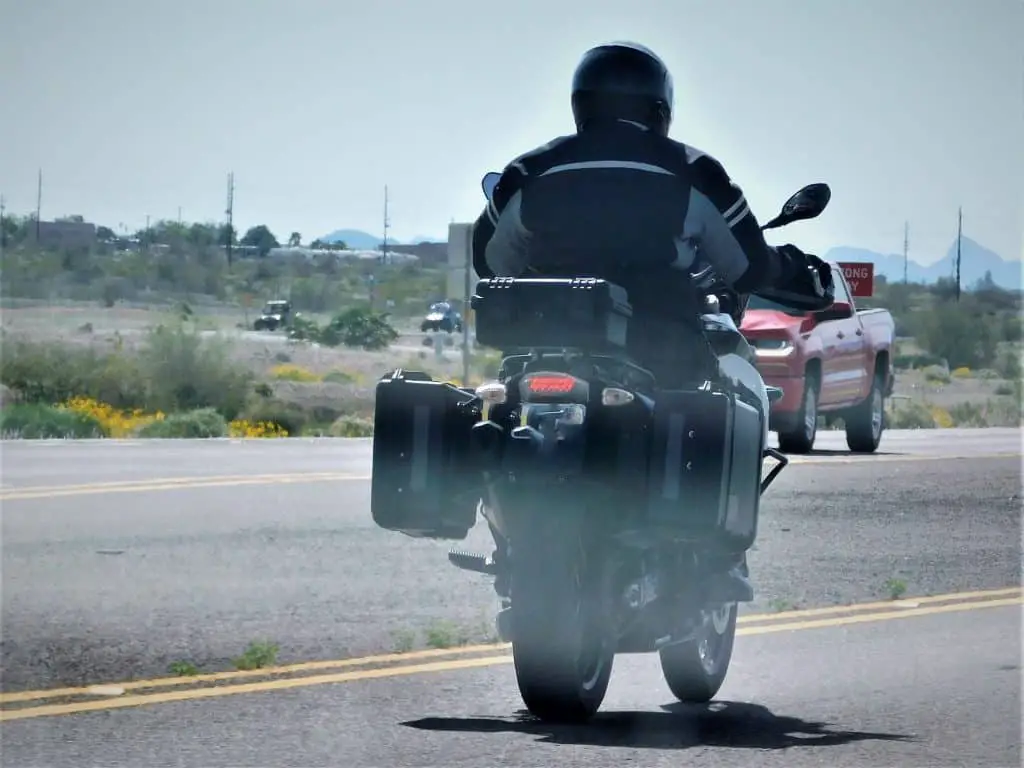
left=469, top=41, right=834, bottom=604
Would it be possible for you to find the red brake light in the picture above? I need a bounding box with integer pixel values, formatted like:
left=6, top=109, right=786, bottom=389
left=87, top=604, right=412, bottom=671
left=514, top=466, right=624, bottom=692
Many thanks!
left=525, top=374, right=577, bottom=394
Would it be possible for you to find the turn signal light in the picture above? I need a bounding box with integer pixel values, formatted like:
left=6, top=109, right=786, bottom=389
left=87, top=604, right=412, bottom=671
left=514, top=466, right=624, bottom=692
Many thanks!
left=601, top=387, right=635, bottom=407
left=475, top=381, right=508, bottom=405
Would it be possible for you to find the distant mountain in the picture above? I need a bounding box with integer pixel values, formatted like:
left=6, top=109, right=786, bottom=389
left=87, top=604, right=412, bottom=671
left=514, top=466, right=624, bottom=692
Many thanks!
left=824, top=236, right=1022, bottom=290
left=318, top=228, right=443, bottom=249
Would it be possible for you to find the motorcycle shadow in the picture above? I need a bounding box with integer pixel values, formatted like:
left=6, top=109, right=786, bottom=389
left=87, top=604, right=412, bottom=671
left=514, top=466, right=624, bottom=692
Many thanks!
left=402, top=700, right=914, bottom=751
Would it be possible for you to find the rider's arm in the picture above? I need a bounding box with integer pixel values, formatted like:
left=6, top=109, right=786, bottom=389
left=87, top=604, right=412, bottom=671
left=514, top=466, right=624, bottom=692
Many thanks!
left=470, top=161, right=531, bottom=278
left=681, top=146, right=793, bottom=294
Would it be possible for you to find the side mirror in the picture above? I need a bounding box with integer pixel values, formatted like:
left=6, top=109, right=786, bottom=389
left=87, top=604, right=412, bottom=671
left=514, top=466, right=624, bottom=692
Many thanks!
left=815, top=299, right=853, bottom=321
left=481, top=171, right=501, bottom=202
left=762, top=183, right=831, bottom=231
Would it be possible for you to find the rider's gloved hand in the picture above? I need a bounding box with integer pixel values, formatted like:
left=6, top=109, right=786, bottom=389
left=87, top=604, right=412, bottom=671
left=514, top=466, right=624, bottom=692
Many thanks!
left=805, top=253, right=833, bottom=297
left=776, top=244, right=832, bottom=300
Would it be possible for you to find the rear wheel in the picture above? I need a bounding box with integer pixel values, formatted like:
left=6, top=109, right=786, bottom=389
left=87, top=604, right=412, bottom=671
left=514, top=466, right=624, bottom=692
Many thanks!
left=509, top=518, right=614, bottom=723
left=845, top=369, right=885, bottom=453
left=659, top=602, right=737, bottom=702
left=778, top=370, right=819, bottom=454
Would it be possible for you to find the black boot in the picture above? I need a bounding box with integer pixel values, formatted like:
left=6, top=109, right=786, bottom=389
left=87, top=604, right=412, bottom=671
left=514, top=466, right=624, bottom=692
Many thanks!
left=705, top=550, right=754, bottom=604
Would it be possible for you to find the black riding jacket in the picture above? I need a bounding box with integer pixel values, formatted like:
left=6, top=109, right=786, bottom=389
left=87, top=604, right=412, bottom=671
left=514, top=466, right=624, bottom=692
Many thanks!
left=470, top=119, right=808, bottom=322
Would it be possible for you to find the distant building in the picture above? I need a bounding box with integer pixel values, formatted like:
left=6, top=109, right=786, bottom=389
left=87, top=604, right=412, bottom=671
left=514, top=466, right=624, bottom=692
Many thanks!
left=31, top=216, right=97, bottom=250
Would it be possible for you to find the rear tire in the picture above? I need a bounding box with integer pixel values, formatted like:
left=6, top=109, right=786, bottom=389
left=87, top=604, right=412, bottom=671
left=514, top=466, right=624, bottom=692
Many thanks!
left=509, top=519, right=614, bottom=723
left=778, top=369, right=819, bottom=454
left=659, top=602, right=737, bottom=702
left=845, top=369, right=885, bottom=453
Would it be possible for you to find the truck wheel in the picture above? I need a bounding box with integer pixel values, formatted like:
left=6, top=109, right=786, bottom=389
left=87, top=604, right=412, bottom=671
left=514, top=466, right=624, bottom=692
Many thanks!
left=777, top=370, right=819, bottom=454
left=845, top=370, right=885, bottom=453
left=659, top=603, right=737, bottom=703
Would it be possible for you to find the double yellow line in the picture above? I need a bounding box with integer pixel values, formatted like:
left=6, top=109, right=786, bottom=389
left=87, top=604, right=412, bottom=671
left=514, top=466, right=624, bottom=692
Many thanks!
left=1, top=586, right=1019, bottom=723
left=0, top=472, right=368, bottom=501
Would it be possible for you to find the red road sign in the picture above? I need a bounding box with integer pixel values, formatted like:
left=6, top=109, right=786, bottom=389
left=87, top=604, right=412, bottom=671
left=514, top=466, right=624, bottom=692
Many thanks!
left=836, top=261, right=875, bottom=298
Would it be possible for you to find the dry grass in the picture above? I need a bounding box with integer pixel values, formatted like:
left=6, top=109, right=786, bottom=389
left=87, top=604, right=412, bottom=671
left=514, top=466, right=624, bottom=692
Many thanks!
left=891, top=368, right=1015, bottom=409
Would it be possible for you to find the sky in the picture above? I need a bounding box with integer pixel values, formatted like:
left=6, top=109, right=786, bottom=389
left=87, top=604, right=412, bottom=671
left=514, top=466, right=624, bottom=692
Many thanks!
left=1, top=0, right=1021, bottom=263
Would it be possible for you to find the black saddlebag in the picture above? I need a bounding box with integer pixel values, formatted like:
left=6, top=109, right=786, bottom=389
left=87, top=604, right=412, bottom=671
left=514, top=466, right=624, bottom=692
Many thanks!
left=645, top=387, right=764, bottom=551
left=370, top=369, right=482, bottom=540
left=472, top=277, right=632, bottom=352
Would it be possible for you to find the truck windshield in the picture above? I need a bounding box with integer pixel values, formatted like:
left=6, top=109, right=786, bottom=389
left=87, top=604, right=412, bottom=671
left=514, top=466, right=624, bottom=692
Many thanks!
left=746, top=295, right=806, bottom=317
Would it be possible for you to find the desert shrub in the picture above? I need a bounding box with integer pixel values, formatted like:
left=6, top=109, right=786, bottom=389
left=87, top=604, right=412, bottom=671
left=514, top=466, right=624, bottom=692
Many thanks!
left=60, top=395, right=163, bottom=437
left=137, top=325, right=253, bottom=419
left=242, top=398, right=309, bottom=435
left=322, top=369, right=357, bottom=384
left=886, top=400, right=936, bottom=429
left=0, top=327, right=254, bottom=420
left=0, top=340, right=148, bottom=408
left=269, top=363, right=320, bottom=382
left=923, top=365, right=951, bottom=385
left=946, top=402, right=988, bottom=428
left=329, top=415, right=374, bottom=437
left=228, top=419, right=289, bottom=438
left=0, top=403, right=107, bottom=439
left=137, top=408, right=227, bottom=438
left=322, top=308, right=399, bottom=350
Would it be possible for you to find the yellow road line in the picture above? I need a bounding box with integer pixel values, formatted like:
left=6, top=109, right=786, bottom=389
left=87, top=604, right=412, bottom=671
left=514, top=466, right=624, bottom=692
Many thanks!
left=736, top=586, right=1022, bottom=623
left=736, top=596, right=1020, bottom=637
left=2, top=473, right=353, bottom=495
left=1, top=451, right=1018, bottom=501
left=0, top=643, right=514, bottom=704
left=1, top=590, right=1019, bottom=719
left=0, top=473, right=367, bottom=501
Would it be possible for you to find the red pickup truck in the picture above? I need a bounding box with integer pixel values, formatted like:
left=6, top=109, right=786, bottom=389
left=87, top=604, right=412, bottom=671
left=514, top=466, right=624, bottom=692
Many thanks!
left=739, top=261, right=895, bottom=454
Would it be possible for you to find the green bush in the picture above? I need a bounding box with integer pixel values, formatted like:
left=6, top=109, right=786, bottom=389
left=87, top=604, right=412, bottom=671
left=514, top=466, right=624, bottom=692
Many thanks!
left=137, top=408, right=228, bottom=438
left=139, top=325, right=253, bottom=419
left=242, top=398, right=309, bottom=435
left=0, top=340, right=148, bottom=408
left=0, top=403, right=107, bottom=438
left=322, top=307, right=399, bottom=350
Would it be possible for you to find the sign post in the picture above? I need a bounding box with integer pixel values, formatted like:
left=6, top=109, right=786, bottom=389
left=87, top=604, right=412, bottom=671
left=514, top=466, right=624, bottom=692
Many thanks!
left=447, top=223, right=476, bottom=385
left=836, top=261, right=875, bottom=298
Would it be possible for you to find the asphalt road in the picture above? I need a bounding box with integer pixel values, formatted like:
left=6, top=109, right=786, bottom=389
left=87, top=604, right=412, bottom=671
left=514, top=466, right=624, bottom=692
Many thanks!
left=1, top=429, right=1021, bottom=766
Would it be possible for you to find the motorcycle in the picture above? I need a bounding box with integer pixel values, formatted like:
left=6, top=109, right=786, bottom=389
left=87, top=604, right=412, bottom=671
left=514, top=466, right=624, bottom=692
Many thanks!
left=370, top=175, right=833, bottom=723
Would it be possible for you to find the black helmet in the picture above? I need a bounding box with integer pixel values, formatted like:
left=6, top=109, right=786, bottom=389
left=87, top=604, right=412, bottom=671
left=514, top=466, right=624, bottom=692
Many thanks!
left=571, top=42, right=674, bottom=136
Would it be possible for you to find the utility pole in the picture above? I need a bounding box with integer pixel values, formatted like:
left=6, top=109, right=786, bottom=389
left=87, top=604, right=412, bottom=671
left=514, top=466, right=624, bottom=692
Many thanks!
left=955, top=207, right=962, bottom=302
left=225, top=171, right=235, bottom=269
left=0, top=193, right=6, bottom=254
left=902, top=221, right=909, bottom=284
left=35, top=168, right=42, bottom=241
left=381, top=184, right=390, bottom=265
